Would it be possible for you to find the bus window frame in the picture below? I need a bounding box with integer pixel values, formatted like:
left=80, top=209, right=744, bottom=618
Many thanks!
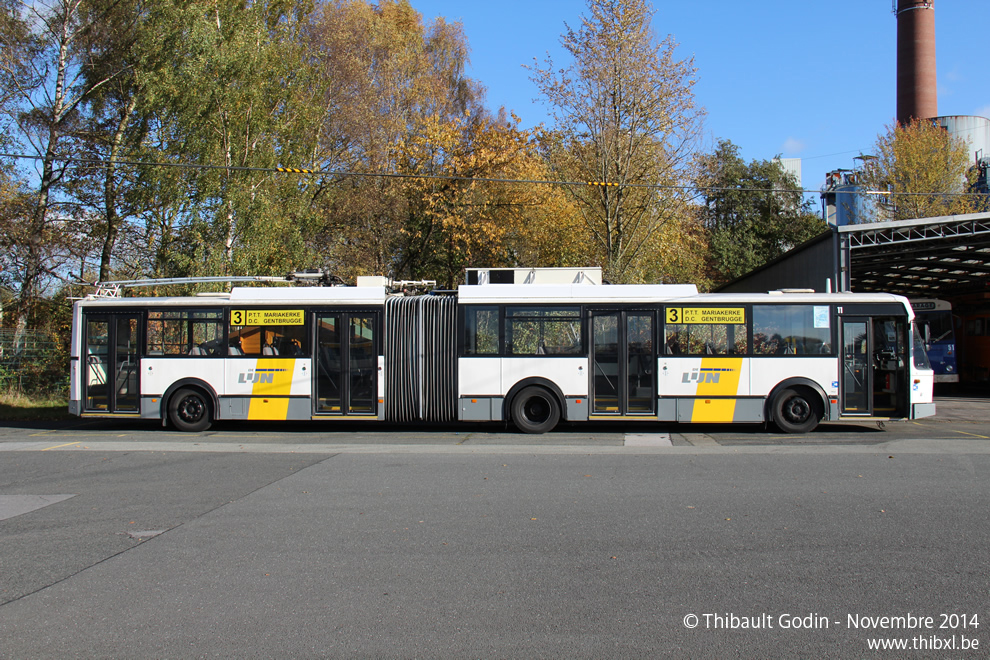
left=462, top=305, right=501, bottom=356
left=750, top=304, right=835, bottom=357
left=144, top=307, right=226, bottom=357
left=460, top=304, right=589, bottom=358
left=660, top=304, right=845, bottom=358
left=504, top=305, right=584, bottom=356
left=662, top=304, right=750, bottom=357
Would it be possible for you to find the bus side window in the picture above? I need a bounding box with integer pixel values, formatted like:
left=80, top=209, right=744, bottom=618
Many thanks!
left=505, top=306, right=581, bottom=356
left=229, top=323, right=306, bottom=357
left=666, top=322, right=746, bottom=356
left=464, top=306, right=499, bottom=355
left=753, top=305, right=831, bottom=356
left=146, top=309, right=223, bottom=356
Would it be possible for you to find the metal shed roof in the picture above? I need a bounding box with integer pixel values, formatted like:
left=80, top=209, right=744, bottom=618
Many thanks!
left=839, top=211, right=990, bottom=296
left=717, top=211, right=990, bottom=298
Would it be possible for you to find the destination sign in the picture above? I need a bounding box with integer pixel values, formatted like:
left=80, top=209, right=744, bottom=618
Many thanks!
left=666, top=307, right=745, bottom=325
left=230, top=309, right=305, bottom=326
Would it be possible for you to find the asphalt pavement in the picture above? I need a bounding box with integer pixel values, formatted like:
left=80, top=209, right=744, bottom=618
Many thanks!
left=0, top=393, right=987, bottom=658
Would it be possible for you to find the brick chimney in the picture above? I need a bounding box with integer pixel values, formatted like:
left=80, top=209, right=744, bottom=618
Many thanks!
left=896, top=0, right=937, bottom=123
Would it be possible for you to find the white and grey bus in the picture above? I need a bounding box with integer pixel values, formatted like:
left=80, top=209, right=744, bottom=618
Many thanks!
left=70, top=267, right=935, bottom=433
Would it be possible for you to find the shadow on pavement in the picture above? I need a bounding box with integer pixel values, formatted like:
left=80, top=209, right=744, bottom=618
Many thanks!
left=0, top=417, right=895, bottom=437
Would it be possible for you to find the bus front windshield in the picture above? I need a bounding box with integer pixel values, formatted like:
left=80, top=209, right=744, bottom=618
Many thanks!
left=912, top=323, right=932, bottom=370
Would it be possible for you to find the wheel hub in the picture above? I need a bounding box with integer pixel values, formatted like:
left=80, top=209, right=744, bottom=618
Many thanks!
left=524, top=398, right=550, bottom=423
left=784, top=398, right=810, bottom=422
left=179, top=398, right=203, bottom=421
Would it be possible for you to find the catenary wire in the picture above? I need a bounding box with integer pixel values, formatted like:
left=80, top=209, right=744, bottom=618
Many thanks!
left=0, top=151, right=986, bottom=198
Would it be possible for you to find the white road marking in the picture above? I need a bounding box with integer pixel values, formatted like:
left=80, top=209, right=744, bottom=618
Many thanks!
left=0, top=494, right=77, bottom=521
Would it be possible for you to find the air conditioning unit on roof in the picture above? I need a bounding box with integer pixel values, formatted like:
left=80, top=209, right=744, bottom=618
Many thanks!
left=464, top=267, right=603, bottom=286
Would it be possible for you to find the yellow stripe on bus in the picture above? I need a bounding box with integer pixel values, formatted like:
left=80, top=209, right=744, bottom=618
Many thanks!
left=691, top=357, right=742, bottom=423
left=247, top=397, right=291, bottom=421
left=248, top=358, right=295, bottom=420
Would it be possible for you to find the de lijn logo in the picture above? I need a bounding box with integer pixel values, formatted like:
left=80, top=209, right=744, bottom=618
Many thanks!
left=238, top=367, right=287, bottom=384
left=682, top=367, right=735, bottom=384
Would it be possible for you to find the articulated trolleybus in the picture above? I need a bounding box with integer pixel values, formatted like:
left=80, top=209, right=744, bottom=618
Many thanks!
left=70, top=267, right=935, bottom=433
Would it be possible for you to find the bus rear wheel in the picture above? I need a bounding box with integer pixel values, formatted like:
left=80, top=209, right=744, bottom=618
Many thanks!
left=771, top=387, right=822, bottom=434
left=168, top=388, right=212, bottom=432
left=511, top=386, right=560, bottom=434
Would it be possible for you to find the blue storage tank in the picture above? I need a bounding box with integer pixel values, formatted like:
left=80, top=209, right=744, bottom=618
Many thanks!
left=822, top=169, right=875, bottom=225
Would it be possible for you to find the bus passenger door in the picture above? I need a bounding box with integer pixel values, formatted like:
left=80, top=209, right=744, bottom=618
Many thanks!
left=590, top=310, right=656, bottom=415
left=871, top=317, right=909, bottom=418
left=314, top=312, right=379, bottom=416
left=83, top=314, right=141, bottom=413
left=840, top=318, right=871, bottom=415
left=840, top=316, right=909, bottom=418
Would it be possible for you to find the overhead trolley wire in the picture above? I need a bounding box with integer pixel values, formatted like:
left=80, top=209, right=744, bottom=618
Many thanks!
left=1, top=150, right=987, bottom=199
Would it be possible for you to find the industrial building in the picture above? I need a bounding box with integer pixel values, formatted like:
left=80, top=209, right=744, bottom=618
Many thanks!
left=722, top=1, right=990, bottom=383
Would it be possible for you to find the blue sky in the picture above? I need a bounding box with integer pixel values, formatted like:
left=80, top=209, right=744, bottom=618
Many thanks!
left=411, top=0, right=990, bottom=187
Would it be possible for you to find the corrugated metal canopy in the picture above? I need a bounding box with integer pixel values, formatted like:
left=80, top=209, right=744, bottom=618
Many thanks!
left=715, top=211, right=990, bottom=298
left=840, top=212, right=990, bottom=296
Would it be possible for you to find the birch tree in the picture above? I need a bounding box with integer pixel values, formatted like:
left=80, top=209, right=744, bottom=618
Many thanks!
left=70, top=0, right=148, bottom=282
left=0, top=0, right=127, bottom=339
left=110, top=0, right=321, bottom=281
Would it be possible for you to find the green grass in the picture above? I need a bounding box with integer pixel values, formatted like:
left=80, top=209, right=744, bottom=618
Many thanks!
left=0, top=391, right=71, bottom=421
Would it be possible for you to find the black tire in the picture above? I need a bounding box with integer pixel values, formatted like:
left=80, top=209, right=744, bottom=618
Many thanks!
left=168, top=388, right=212, bottom=432
left=511, top=386, right=561, bottom=434
left=771, top=387, right=822, bottom=434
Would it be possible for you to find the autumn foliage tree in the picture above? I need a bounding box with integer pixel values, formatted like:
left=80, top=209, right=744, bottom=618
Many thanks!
left=860, top=118, right=986, bottom=221
left=529, top=0, right=704, bottom=283
left=306, top=0, right=555, bottom=287
left=2, top=0, right=713, bottom=306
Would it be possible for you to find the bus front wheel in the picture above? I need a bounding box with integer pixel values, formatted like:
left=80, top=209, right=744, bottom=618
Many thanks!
left=771, top=387, right=821, bottom=434
left=511, top=386, right=560, bottom=434
left=168, top=388, right=212, bottom=432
